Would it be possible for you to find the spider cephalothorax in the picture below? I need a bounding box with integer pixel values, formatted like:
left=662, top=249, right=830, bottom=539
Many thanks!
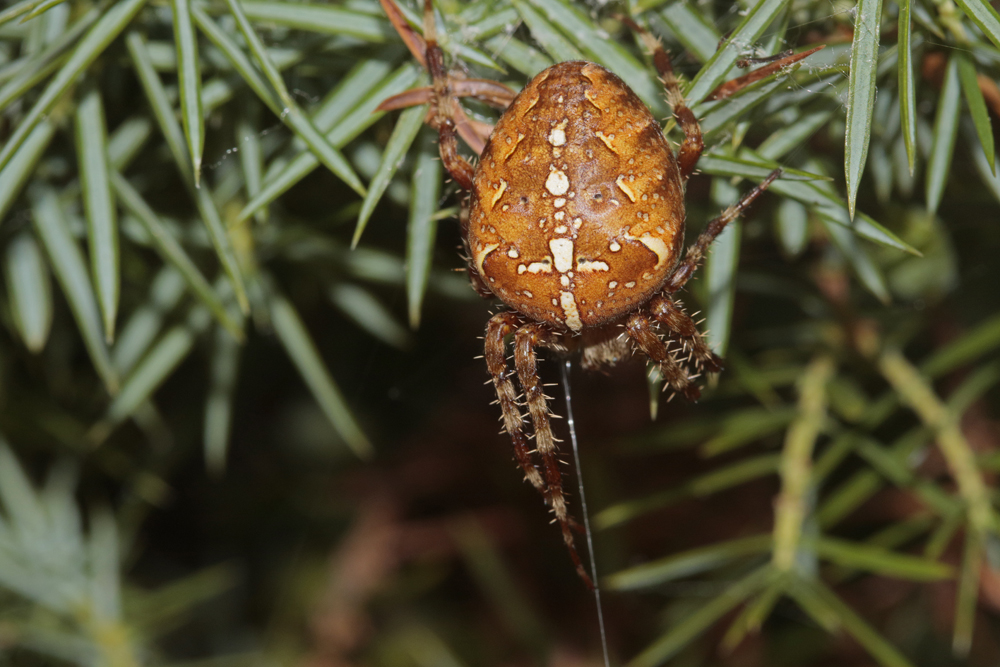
left=379, top=0, right=815, bottom=586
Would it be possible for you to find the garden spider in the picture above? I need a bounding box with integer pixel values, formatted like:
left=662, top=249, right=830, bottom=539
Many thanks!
left=379, top=0, right=820, bottom=586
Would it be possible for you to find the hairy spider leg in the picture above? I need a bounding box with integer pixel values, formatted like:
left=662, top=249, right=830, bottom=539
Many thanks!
left=621, top=16, right=824, bottom=179
left=485, top=313, right=548, bottom=496
left=619, top=16, right=703, bottom=182
left=514, top=322, right=594, bottom=589
left=417, top=0, right=474, bottom=190
left=619, top=22, right=780, bottom=379
left=487, top=314, right=593, bottom=586
left=648, top=294, right=723, bottom=373
left=664, top=169, right=782, bottom=294
left=378, top=79, right=513, bottom=154
left=376, top=0, right=516, bottom=155
left=625, top=312, right=701, bottom=401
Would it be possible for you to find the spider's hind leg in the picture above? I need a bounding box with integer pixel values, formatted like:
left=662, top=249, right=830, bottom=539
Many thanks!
left=485, top=313, right=546, bottom=496
left=513, top=323, right=593, bottom=589
left=626, top=311, right=701, bottom=402
left=649, top=294, right=722, bottom=373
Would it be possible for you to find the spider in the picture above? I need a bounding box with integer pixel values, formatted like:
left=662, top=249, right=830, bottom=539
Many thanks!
left=378, top=0, right=820, bottom=587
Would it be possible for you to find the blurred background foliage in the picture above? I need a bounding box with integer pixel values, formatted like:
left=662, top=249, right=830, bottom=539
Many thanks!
left=1, top=0, right=1000, bottom=665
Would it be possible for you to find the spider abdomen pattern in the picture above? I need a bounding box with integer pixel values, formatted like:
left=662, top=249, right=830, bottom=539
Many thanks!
left=468, top=61, right=686, bottom=332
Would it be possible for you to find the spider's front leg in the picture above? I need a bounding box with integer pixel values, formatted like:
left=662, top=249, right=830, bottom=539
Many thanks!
left=377, top=0, right=516, bottom=160
left=621, top=15, right=702, bottom=182
left=484, top=316, right=591, bottom=586
left=625, top=16, right=823, bottom=182
left=417, top=0, right=472, bottom=190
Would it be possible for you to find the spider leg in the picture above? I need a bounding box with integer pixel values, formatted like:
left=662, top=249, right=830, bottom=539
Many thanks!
left=514, top=323, right=593, bottom=589
left=378, top=90, right=499, bottom=154
left=621, top=17, right=824, bottom=182
left=379, top=0, right=428, bottom=68
left=707, top=46, right=825, bottom=101
left=375, top=0, right=473, bottom=187
left=449, top=107, right=493, bottom=155
left=485, top=313, right=546, bottom=496
left=649, top=294, right=722, bottom=373
left=619, top=16, right=703, bottom=182
left=417, top=0, right=475, bottom=189
left=380, top=79, right=517, bottom=112
left=664, top=169, right=781, bottom=294
left=626, top=311, right=701, bottom=401
left=377, top=0, right=516, bottom=180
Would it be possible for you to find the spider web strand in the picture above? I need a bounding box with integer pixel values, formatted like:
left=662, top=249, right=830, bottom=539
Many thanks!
left=559, top=359, right=610, bottom=667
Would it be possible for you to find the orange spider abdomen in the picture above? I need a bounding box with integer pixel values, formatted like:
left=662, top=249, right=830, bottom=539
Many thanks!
left=468, top=61, right=686, bottom=332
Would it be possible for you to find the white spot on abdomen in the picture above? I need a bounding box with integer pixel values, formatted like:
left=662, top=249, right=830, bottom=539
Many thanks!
left=549, top=238, right=574, bottom=272
left=595, top=131, right=616, bottom=152
left=616, top=175, right=636, bottom=202
left=560, top=291, right=583, bottom=331
left=577, top=259, right=609, bottom=272
left=626, top=233, right=672, bottom=269
left=490, top=179, right=507, bottom=209
left=546, top=170, right=569, bottom=196
left=548, top=118, right=568, bottom=146
left=474, top=243, right=499, bottom=277
left=526, top=258, right=552, bottom=273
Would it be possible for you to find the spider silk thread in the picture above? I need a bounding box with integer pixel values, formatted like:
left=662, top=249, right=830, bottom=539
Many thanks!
left=560, top=359, right=611, bottom=667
